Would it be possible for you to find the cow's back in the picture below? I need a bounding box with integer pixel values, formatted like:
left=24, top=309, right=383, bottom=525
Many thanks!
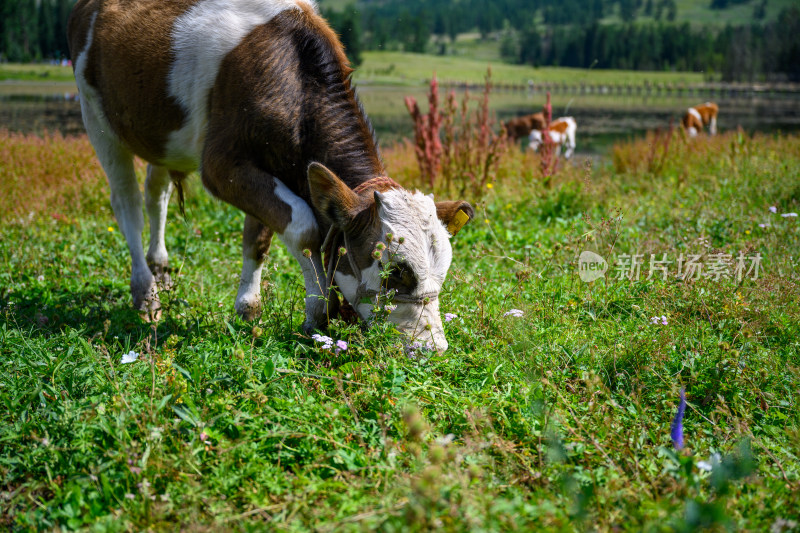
left=68, top=0, right=318, bottom=170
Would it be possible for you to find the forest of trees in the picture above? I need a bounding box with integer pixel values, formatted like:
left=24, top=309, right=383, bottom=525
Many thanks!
left=1, top=0, right=799, bottom=82
left=1, top=0, right=74, bottom=62
left=508, top=12, right=800, bottom=81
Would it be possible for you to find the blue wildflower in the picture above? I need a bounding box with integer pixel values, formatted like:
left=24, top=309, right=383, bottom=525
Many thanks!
left=670, top=387, right=686, bottom=450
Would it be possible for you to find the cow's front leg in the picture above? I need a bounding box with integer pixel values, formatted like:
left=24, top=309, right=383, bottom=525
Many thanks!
left=235, top=215, right=274, bottom=321
left=271, top=180, right=330, bottom=332
left=201, top=157, right=332, bottom=331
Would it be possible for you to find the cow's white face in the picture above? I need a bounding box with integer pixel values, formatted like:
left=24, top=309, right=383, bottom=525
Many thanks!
left=335, top=189, right=453, bottom=351
left=307, top=163, right=472, bottom=353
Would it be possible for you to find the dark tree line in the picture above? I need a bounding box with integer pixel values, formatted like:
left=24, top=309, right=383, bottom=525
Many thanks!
left=508, top=7, right=800, bottom=81
left=2, top=0, right=799, bottom=82
left=1, top=0, right=75, bottom=62
left=327, top=0, right=800, bottom=82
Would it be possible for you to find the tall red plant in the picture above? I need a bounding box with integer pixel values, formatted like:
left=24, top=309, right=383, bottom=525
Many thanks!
left=405, top=67, right=509, bottom=197
left=404, top=75, right=443, bottom=188
left=539, top=92, right=559, bottom=181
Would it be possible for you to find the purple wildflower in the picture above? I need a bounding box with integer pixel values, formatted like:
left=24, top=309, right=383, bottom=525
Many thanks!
left=335, top=340, right=348, bottom=353
left=311, top=334, right=334, bottom=350
left=670, top=387, right=686, bottom=450
left=444, top=313, right=457, bottom=322
left=781, top=212, right=798, bottom=218
left=769, top=206, right=777, bottom=214
left=503, top=309, right=524, bottom=318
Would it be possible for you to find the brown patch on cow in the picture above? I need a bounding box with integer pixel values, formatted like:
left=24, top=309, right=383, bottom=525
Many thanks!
left=68, top=0, right=194, bottom=165
left=696, top=102, right=718, bottom=125
left=66, top=0, right=101, bottom=62
left=202, top=7, right=384, bottom=233
left=682, top=111, right=703, bottom=131
left=504, top=112, right=546, bottom=141
left=243, top=215, right=275, bottom=263
left=549, top=120, right=569, bottom=134
left=683, top=102, right=718, bottom=130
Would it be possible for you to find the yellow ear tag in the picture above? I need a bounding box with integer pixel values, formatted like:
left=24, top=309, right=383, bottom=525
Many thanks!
left=447, top=209, right=470, bottom=235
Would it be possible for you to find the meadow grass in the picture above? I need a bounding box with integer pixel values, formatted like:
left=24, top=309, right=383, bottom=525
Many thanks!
left=0, top=64, right=75, bottom=83
left=1, top=129, right=799, bottom=531
left=0, top=57, right=705, bottom=90
left=356, top=52, right=706, bottom=87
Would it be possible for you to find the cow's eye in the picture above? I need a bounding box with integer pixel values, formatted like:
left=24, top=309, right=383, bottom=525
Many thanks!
left=381, top=261, right=417, bottom=292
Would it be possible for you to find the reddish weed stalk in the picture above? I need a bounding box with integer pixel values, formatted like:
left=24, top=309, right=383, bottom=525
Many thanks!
left=405, top=68, right=509, bottom=197
left=538, top=92, right=559, bottom=183
left=404, top=75, right=443, bottom=189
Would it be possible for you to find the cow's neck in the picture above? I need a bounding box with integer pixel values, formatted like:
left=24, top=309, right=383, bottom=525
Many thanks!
left=299, top=79, right=384, bottom=189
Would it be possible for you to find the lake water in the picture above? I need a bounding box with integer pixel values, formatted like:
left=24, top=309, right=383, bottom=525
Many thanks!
left=3, top=80, right=799, bottom=156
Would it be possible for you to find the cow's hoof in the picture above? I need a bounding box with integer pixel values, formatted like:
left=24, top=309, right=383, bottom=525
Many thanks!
left=235, top=298, right=262, bottom=321
left=303, top=296, right=329, bottom=331
left=149, top=263, right=173, bottom=291
left=132, top=276, right=161, bottom=322
left=139, top=306, right=162, bottom=323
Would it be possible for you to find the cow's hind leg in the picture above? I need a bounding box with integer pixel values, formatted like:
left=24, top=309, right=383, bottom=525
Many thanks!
left=235, top=215, right=274, bottom=321
left=144, top=164, right=174, bottom=289
left=82, top=105, right=160, bottom=320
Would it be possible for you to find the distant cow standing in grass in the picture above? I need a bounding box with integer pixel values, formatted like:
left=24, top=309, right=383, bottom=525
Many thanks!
left=67, top=0, right=473, bottom=351
left=528, top=117, right=577, bottom=159
left=504, top=112, right=547, bottom=142
left=682, top=102, right=718, bottom=137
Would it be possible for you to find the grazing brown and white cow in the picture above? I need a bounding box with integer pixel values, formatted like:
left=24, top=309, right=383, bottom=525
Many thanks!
left=67, top=0, right=473, bottom=351
left=503, top=112, right=547, bottom=142
left=682, top=102, right=718, bottom=137
left=528, top=117, right=577, bottom=159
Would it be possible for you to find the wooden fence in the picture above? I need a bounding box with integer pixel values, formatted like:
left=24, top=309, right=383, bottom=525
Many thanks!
left=438, top=80, right=800, bottom=101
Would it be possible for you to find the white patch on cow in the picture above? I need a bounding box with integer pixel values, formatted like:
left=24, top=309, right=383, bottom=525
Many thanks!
left=688, top=107, right=702, bottom=122
left=687, top=126, right=698, bottom=137
left=558, top=117, right=577, bottom=159
left=273, top=179, right=327, bottom=327
left=75, top=11, right=158, bottom=314
left=166, top=0, right=318, bottom=168
left=528, top=129, right=543, bottom=151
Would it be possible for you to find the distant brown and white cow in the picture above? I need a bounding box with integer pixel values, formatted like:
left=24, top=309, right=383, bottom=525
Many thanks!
left=504, top=112, right=547, bottom=142
left=682, top=102, right=718, bottom=137
left=528, top=117, right=577, bottom=159
left=67, top=0, right=473, bottom=351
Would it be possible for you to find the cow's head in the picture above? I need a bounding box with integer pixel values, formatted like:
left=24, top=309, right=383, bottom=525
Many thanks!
left=308, top=163, right=473, bottom=352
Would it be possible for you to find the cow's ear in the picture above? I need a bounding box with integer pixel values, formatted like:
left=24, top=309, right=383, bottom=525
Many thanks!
left=435, top=200, right=474, bottom=236
left=307, top=163, right=362, bottom=228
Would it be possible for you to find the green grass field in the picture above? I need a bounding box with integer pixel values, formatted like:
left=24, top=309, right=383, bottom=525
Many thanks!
left=1, top=127, right=798, bottom=530
left=355, top=51, right=707, bottom=86
left=0, top=57, right=707, bottom=91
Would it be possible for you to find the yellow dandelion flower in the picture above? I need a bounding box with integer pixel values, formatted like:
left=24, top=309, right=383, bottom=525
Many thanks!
left=107, top=226, right=114, bottom=232
left=486, top=183, right=494, bottom=189
left=484, top=219, right=490, bottom=225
